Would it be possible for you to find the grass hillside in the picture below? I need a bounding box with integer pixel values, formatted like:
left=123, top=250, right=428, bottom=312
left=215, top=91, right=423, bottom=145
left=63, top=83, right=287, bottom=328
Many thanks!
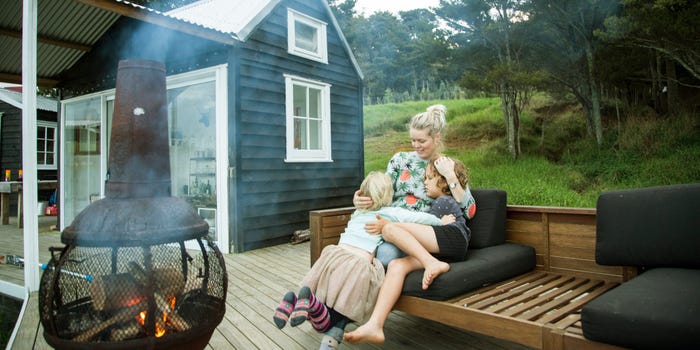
left=363, top=97, right=700, bottom=208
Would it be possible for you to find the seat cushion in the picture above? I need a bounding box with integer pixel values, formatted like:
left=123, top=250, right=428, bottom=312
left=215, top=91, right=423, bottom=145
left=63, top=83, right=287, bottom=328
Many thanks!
left=582, top=268, right=700, bottom=349
left=468, top=189, right=507, bottom=249
left=401, top=243, right=535, bottom=300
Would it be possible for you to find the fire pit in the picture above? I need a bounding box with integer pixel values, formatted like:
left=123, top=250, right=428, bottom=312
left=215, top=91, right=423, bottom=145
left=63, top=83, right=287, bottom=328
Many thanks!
left=39, top=60, right=227, bottom=350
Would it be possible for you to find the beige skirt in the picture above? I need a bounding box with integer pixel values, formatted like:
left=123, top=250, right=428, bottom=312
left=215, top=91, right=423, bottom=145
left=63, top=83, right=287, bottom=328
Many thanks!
left=301, top=244, right=385, bottom=324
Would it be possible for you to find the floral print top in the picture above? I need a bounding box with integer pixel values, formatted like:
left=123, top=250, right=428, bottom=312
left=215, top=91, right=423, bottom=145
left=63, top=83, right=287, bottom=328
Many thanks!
left=386, top=151, right=477, bottom=219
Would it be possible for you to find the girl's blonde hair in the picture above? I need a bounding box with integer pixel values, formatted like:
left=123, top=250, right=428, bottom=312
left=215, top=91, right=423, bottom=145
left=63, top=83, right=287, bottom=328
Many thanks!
left=359, top=171, right=394, bottom=211
left=409, top=104, right=447, bottom=151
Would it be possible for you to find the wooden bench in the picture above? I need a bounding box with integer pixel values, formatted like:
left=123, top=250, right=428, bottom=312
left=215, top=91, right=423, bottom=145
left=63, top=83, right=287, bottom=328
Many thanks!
left=310, top=205, right=633, bottom=349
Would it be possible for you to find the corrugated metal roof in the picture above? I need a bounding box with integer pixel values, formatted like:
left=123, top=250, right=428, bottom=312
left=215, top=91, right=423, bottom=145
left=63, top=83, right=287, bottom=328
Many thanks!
left=0, top=0, right=362, bottom=87
left=166, top=0, right=280, bottom=40
left=0, top=0, right=236, bottom=88
left=0, top=0, right=122, bottom=86
left=0, top=88, right=59, bottom=112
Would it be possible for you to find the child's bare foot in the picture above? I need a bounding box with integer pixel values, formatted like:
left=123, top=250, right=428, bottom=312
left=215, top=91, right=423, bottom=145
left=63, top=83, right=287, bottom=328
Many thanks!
left=422, top=261, right=450, bottom=290
left=343, top=323, right=385, bottom=344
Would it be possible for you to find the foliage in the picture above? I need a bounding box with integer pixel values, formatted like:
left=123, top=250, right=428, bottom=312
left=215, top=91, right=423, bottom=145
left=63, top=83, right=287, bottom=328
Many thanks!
left=363, top=98, right=700, bottom=207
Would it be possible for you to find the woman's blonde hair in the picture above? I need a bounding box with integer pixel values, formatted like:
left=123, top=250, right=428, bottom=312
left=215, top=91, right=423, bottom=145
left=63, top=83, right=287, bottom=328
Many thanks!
left=409, top=104, right=447, bottom=151
left=359, top=171, right=394, bottom=211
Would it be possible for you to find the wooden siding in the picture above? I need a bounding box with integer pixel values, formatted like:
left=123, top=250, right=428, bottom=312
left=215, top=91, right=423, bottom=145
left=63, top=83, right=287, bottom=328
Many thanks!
left=59, top=18, right=230, bottom=97
left=0, top=103, right=57, bottom=214
left=233, top=0, right=363, bottom=252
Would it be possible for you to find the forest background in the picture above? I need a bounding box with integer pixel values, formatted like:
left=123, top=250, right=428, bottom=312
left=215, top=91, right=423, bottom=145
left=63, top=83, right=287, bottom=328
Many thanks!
left=137, top=0, right=700, bottom=207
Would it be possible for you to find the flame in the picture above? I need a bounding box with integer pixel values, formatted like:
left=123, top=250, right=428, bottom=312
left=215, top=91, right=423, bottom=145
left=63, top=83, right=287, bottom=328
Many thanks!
left=136, top=310, right=168, bottom=337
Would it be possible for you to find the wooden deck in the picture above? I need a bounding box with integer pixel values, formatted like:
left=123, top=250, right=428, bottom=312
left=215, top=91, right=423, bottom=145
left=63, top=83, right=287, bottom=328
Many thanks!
left=3, top=218, right=531, bottom=349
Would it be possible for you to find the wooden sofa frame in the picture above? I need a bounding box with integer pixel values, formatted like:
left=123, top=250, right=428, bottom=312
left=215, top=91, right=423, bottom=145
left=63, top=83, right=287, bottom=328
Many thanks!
left=309, top=205, right=634, bottom=350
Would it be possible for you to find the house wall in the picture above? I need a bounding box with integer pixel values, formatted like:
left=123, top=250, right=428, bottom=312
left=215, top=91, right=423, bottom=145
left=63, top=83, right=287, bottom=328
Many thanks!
left=0, top=102, right=58, bottom=215
left=232, top=0, right=364, bottom=251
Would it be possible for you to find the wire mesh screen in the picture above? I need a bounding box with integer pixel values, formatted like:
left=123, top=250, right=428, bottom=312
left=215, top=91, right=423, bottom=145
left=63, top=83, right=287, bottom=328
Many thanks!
left=39, top=237, right=226, bottom=348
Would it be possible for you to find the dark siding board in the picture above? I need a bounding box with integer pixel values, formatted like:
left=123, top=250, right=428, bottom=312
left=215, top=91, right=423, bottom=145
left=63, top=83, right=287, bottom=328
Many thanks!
left=230, top=0, right=363, bottom=252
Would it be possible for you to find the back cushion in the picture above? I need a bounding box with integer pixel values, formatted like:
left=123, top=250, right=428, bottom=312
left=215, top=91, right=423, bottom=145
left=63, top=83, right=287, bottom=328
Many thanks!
left=596, top=183, right=700, bottom=268
left=468, top=189, right=507, bottom=248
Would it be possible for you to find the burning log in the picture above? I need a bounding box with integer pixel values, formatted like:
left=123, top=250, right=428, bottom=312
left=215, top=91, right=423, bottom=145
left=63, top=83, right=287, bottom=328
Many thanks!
left=110, top=320, right=142, bottom=341
left=89, top=267, right=185, bottom=311
left=73, top=301, right=147, bottom=342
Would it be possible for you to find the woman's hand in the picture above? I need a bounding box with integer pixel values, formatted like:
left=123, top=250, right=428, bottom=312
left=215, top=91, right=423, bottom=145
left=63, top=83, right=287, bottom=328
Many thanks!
left=440, top=214, right=456, bottom=225
left=353, top=189, right=374, bottom=209
left=434, top=156, right=456, bottom=179
left=365, top=214, right=390, bottom=234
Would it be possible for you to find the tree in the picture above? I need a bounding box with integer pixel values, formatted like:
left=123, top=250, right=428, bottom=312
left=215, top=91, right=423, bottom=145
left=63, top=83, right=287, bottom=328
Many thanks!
left=438, top=0, right=540, bottom=159
left=598, top=0, right=700, bottom=114
left=528, top=0, right=620, bottom=146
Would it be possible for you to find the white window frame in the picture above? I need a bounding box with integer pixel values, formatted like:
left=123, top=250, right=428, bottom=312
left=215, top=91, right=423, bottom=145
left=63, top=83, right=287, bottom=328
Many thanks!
left=284, top=74, right=332, bottom=163
left=37, top=121, right=57, bottom=170
left=287, top=8, right=328, bottom=64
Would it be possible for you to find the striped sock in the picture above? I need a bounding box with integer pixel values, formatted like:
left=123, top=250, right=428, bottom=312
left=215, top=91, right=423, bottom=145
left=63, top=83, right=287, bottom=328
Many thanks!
left=290, top=286, right=329, bottom=331
left=272, top=291, right=296, bottom=329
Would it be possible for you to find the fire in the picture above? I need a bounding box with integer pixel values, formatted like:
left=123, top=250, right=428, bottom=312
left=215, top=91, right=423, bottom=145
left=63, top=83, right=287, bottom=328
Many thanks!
left=136, top=310, right=168, bottom=338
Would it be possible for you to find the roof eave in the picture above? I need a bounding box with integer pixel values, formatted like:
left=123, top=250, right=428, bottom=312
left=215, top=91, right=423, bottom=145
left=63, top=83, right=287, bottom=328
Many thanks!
left=75, top=0, right=239, bottom=45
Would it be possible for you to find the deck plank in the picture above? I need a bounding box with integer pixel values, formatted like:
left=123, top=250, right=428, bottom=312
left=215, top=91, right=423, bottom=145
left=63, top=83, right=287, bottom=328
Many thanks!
left=3, top=220, right=532, bottom=349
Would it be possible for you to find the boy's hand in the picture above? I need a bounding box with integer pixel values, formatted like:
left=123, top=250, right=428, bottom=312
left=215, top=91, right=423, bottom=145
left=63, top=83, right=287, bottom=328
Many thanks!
left=440, top=214, right=456, bottom=225
left=353, top=190, right=373, bottom=209
left=365, top=215, right=390, bottom=234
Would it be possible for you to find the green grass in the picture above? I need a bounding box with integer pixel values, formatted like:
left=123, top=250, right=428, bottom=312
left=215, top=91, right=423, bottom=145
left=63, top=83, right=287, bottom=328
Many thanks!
left=363, top=97, right=700, bottom=208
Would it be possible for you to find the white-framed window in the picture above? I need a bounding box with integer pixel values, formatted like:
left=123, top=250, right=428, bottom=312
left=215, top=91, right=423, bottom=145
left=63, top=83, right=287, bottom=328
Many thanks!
left=287, top=8, right=328, bottom=64
left=284, top=74, right=332, bottom=162
left=37, top=121, right=57, bottom=170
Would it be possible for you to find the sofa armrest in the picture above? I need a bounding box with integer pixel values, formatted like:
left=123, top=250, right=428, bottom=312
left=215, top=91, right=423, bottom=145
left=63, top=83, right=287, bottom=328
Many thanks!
left=596, top=183, right=700, bottom=268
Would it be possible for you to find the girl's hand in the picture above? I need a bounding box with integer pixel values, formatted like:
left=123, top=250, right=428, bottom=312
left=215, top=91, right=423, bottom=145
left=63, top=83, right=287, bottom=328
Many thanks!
left=365, top=215, right=389, bottom=234
left=434, top=156, right=456, bottom=179
left=440, top=214, right=456, bottom=225
left=353, top=189, right=374, bottom=209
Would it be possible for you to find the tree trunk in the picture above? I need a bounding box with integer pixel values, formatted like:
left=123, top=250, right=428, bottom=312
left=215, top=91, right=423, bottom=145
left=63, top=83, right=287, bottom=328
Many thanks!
left=500, top=84, right=520, bottom=159
left=666, top=58, right=679, bottom=115
left=585, top=42, right=603, bottom=146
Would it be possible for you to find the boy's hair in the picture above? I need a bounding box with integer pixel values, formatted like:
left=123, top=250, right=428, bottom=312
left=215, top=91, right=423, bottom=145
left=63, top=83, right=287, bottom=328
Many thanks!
left=427, top=157, right=470, bottom=196
left=359, top=171, right=394, bottom=211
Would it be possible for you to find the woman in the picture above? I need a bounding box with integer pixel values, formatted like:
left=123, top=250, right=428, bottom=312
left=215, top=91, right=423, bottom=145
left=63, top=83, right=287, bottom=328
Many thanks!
left=356, top=104, right=476, bottom=267
left=345, top=105, right=477, bottom=345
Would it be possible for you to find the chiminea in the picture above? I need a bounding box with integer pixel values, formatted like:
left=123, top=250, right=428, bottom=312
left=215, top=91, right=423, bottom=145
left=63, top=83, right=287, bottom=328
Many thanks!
left=39, top=60, right=227, bottom=350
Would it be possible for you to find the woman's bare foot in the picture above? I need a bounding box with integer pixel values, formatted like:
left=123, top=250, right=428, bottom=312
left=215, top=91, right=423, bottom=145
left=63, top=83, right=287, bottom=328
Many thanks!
left=422, top=261, right=450, bottom=289
left=343, top=323, right=385, bottom=344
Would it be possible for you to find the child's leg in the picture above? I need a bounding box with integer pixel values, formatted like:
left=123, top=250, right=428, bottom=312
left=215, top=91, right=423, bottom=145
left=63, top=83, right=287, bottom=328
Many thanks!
left=320, top=310, right=350, bottom=350
left=272, top=291, right=296, bottom=329
left=344, top=256, right=422, bottom=344
left=290, top=286, right=330, bottom=332
left=382, top=222, right=450, bottom=289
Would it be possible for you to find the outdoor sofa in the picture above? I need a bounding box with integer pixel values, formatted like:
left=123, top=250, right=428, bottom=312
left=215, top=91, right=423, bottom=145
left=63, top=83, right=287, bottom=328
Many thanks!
left=309, top=184, right=699, bottom=349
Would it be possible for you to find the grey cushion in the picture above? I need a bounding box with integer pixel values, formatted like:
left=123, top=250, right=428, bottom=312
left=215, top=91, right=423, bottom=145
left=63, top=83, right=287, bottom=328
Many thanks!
left=582, top=268, right=700, bottom=349
left=596, top=183, right=700, bottom=268
left=402, top=243, right=535, bottom=301
left=468, top=189, right=507, bottom=249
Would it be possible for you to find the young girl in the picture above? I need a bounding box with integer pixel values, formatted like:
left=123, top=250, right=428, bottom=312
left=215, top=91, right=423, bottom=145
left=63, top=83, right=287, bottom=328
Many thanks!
left=272, top=171, right=451, bottom=349
left=345, top=157, right=471, bottom=345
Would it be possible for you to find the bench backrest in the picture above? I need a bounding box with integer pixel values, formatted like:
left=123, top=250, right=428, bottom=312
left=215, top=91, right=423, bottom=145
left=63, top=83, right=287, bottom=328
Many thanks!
left=596, top=183, right=700, bottom=268
left=468, top=189, right=507, bottom=248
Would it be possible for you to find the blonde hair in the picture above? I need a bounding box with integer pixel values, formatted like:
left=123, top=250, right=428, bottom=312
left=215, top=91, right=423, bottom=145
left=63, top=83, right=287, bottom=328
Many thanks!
left=409, top=104, right=447, bottom=151
left=359, top=171, right=394, bottom=211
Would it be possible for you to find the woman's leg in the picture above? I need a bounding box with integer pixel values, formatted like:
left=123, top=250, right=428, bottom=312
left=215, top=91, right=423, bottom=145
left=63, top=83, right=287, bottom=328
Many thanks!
left=343, top=256, right=422, bottom=344
left=382, top=222, right=450, bottom=289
